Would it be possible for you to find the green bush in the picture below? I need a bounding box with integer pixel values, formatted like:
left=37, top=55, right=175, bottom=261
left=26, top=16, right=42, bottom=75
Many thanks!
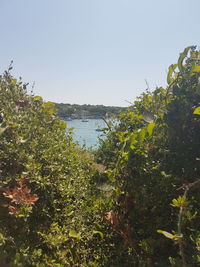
left=0, top=69, right=101, bottom=266
left=96, top=46, right=200, bottom=266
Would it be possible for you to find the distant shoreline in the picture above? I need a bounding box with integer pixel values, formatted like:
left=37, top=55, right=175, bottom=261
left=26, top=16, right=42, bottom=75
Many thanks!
left=54, top=103, right=127, bottom=120
left=61, top=116, right=111, bottom=120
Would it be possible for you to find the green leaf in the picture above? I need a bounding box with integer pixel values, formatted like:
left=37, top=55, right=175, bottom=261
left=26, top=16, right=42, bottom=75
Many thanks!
left=167, top=64, right=177, bottom=84
left=118, top=132, right=126, bottom=142
left=12, top=78, right=17, bottom=85
left=191, top=65, right=200, bottom=73
left=69, top=230, right=81, bottom=239
left=129, top=132, right=137, bottom=149
left=193, top=107, right=200, bottom=115
left=171, top=195, right=187, bottom=208
left=157, top=230, right=179, bottom=240
left=147, top=122, right=155, bottom=136
left=138, top=128, right=146, bottom=142
left=178, top=53, right=186, bottom=72
left=93, top=230, right=104, bottom=239
left=33, top=96, right=43, bottom=101
left=178, top=46, right=193, bottom=72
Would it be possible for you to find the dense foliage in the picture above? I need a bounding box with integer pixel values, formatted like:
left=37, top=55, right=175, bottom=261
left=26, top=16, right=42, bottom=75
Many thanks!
left=1, top=46, right=200, bottom=266
left=96, top=46, right=200, bottom=266
left=54, top=103, right=126, bottom=119
left=0, top=69, right=107, bottom=266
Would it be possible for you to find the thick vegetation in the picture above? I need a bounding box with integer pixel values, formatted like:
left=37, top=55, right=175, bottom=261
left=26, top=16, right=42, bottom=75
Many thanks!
left=1, top=46, right=200, bottom=266
left=96, top=46, right=200, bottom=266
left=0, top=69, right=105, bottom=266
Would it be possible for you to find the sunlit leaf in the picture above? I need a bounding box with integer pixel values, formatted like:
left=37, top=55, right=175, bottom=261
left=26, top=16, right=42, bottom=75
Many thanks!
left=33, top=96, right=43, bottom=101
left=93, top=230, right=104, bottom=239
left=191, top=65, right=200, bottom=73
left=69, top=230, right=81, bottom=239
left=157, top=230, right=180, bottom=240
left=193, top=107, right=200, bottom=115
left=167, top=64, right=177, bottom=84
left=178, top=46, right=194, bottom=72
left=171, top=195, right=187, bottom=208
left=10, top=78, right=17, bottom=86
left=147, top=122, right=155, bottom=136
left=138, top=128, right=146, bottom=142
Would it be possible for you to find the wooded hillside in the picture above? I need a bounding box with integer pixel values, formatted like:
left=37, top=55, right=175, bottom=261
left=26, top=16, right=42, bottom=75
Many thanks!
left=54, top=103, right=126, bottom=119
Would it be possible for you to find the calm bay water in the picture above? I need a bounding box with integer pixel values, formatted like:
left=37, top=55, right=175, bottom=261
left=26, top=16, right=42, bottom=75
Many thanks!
left=65, top=119, right=106, bottom=149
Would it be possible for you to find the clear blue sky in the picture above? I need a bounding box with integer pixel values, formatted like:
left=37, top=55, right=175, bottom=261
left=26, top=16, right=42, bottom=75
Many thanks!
left=0, top=0, right=199, bottom=106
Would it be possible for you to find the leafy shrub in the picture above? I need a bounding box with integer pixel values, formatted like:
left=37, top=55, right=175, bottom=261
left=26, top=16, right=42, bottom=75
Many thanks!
left=0, top=69, right=101, bottom=266
left=96, top=46, right=200, bottom=266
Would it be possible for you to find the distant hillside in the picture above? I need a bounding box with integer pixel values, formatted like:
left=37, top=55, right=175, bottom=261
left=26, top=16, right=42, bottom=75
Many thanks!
left=54, top=103, right=126, bottom=119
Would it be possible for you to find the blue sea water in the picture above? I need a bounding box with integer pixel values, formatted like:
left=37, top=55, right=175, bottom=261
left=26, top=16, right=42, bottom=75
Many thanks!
left=65, top=119, right=106, bottom=149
